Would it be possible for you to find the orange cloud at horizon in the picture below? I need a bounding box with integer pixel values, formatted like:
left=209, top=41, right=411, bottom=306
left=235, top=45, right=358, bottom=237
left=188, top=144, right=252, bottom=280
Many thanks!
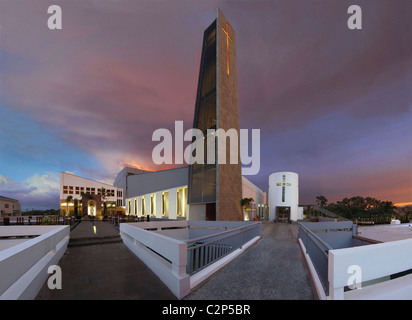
left=121, top=161, right=185, bottom=173
left=394, top=202, right=412, bottom=207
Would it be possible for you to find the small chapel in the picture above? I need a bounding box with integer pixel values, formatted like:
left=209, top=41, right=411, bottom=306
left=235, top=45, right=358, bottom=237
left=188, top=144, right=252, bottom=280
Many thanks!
left=268, top=172, right=303, bottom=222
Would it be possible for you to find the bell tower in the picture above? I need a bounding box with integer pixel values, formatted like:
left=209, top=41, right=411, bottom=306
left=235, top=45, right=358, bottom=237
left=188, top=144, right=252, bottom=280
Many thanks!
left=188, top=9, right=243, bottom=221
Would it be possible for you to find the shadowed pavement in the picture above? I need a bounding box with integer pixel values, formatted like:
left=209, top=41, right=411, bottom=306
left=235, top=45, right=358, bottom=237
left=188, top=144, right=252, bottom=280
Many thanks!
left=184, top=222, right=314, bottom=300
left=35, top=221, right=176, bottom=300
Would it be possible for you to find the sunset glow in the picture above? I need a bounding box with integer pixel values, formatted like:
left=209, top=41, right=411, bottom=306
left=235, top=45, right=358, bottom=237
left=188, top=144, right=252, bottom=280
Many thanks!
left=0, top=1, right=410, bottom=210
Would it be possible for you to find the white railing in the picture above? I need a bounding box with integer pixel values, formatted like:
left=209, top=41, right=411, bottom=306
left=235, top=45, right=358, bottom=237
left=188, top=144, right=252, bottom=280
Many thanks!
left=186, top=221, right=261, bottom=274
left=298, top=223, right=332, bottom=296
left=120, top=220, right=261, bottom=299
left=0, top=226, right=70, bottom=299
left=120, top=222, right=190, bottom=299
left=328, top=238, right=412, bottom=300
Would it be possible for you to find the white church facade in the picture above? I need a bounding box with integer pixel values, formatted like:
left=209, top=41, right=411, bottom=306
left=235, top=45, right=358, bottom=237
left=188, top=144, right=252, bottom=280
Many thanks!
left=116, top=168, right=303, bottom=223
left=58, top=169, right=303, bottom=222
left=269, top=172, right=303, bottom=222
left=117, top=166, right=267, bottom=221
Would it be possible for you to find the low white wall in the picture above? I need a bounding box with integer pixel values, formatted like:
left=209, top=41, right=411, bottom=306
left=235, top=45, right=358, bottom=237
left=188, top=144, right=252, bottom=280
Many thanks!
left=328, top=238, right=412, bottom=300
left=0, top=226, right=70, bottom=300
left=120, top=222, right=190, bottom=299
left=120, top=221, right=261, bottom=299
left=298, top=238, right=328, bottom=300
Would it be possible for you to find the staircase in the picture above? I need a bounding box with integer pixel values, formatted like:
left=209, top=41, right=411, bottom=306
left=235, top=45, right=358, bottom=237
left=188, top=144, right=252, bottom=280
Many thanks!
left=68, top=220, right=122, bottom=247
left=68, top=235, right=122, bottom=247
left=309, top=205, right=349, bottom=221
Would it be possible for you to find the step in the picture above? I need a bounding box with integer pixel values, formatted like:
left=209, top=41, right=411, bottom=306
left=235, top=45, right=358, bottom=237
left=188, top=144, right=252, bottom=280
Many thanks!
left=68, top=236, right=122, bottom=247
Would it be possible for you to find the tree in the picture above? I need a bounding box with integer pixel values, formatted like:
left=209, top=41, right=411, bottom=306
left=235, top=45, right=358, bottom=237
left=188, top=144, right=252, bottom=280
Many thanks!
left=100, top=187, right=109, bottom=216
left=74, top=199, right=78, bottom=217
left=241, top=198, right=254, bottom=210
left=241, top=197, right=255, bottom=220
left=65, top=195, right=73, bottom=216
left=325, top=196, right=397, bottom=222
left=316, top=195, right=328, bottom=207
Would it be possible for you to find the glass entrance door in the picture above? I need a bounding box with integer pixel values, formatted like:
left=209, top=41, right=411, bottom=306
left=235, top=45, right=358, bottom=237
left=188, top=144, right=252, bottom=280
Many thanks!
left=276, top=207, right=290, bottom=223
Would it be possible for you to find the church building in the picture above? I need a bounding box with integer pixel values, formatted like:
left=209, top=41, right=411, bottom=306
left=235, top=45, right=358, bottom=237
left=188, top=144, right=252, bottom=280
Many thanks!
left=59, top=9, right=303, bottom=223
left=117, top=9, right=268, bottom=221
left=117, top=166, right=266, bottom=221
left=59, top=172, right=124, bottom=216
left=188, top=9, right=243, bottom=221
left=268, top=172, right=303, bottom=222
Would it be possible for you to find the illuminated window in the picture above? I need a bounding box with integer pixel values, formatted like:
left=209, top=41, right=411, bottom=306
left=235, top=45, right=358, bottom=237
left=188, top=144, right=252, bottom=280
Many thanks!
left=134, top=198, right=137, bottom=215
left=141, top=196, right=146, bottom=216
left=177, top=187, right=188, bottom=217
left=162, top=191, right=169, bottom=217
left=150, top=194, right=155, bottom=216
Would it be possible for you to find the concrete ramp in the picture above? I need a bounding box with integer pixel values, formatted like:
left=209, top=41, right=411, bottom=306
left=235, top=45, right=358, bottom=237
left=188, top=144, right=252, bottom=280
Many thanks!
left=185, top=222, right=315, bottom=300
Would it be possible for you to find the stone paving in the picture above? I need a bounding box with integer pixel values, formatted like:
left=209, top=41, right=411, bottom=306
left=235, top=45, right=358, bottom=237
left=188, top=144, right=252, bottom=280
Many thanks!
left=35, top=221, right=176, bottom=300
left=68, top=220, right=122, bottom=247
left=357, top=223, right=412, bottom=243
left=35, top=220, right=314, bottom=300
left=184, top=221, right=315, bottom=300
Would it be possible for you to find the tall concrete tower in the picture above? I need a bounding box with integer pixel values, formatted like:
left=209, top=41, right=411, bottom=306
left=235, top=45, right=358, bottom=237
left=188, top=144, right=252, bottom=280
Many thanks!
left=188, top=9, right=243, bottom=221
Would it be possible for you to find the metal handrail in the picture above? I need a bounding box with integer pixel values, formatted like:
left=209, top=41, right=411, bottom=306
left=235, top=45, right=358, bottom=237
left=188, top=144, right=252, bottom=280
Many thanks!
left=311, top=205, right=349, bottom=221
left=299, top=222, right=332, bottom=253
left=187, top=229, right=242, bottom=252
left=185, top=221, right=260, bottom=244
left=298, top=222, right=331, bottom=295
left=186, top=222, right=260, bottom=274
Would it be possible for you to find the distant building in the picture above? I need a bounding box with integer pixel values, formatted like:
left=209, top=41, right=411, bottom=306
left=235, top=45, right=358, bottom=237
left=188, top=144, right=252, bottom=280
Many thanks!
left=0, top=196, right=22, bottom=217
left=60, top=172, right=124, bottom=216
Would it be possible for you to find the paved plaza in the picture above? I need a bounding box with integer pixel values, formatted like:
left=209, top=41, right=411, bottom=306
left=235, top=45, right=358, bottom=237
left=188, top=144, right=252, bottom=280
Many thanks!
left=35, top=221, right=176, bottom=300
left=35, top=220, right=314, bottom=300
left=357, top=223, right=412, bottom=243
left=184, top=222, right=314, bottom=300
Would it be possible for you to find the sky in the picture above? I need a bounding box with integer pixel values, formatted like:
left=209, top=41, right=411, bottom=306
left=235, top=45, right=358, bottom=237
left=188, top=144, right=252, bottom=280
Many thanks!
left=0, top=0, right=411, bottom=210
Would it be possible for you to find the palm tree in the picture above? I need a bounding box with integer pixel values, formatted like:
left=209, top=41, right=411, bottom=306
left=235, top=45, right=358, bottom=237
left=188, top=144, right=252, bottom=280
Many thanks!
left=66, top=195, right=73, bottom=216
left=100, top=187, right=108, bottom=217
left=241, top=197, right=254, bottom=209
left=241, top=197, right=255, bottom=220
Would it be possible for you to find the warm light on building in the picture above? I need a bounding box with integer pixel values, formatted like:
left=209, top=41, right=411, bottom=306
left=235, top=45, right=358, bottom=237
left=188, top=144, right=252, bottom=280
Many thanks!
left=59, top=172, right=124, bottom=216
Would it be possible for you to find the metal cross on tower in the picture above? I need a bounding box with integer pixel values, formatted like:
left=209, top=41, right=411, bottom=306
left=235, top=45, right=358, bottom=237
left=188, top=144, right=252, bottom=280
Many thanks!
left=276, top=175, right=292, bottom=202
left=221, top=23, right=233, bottom=76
